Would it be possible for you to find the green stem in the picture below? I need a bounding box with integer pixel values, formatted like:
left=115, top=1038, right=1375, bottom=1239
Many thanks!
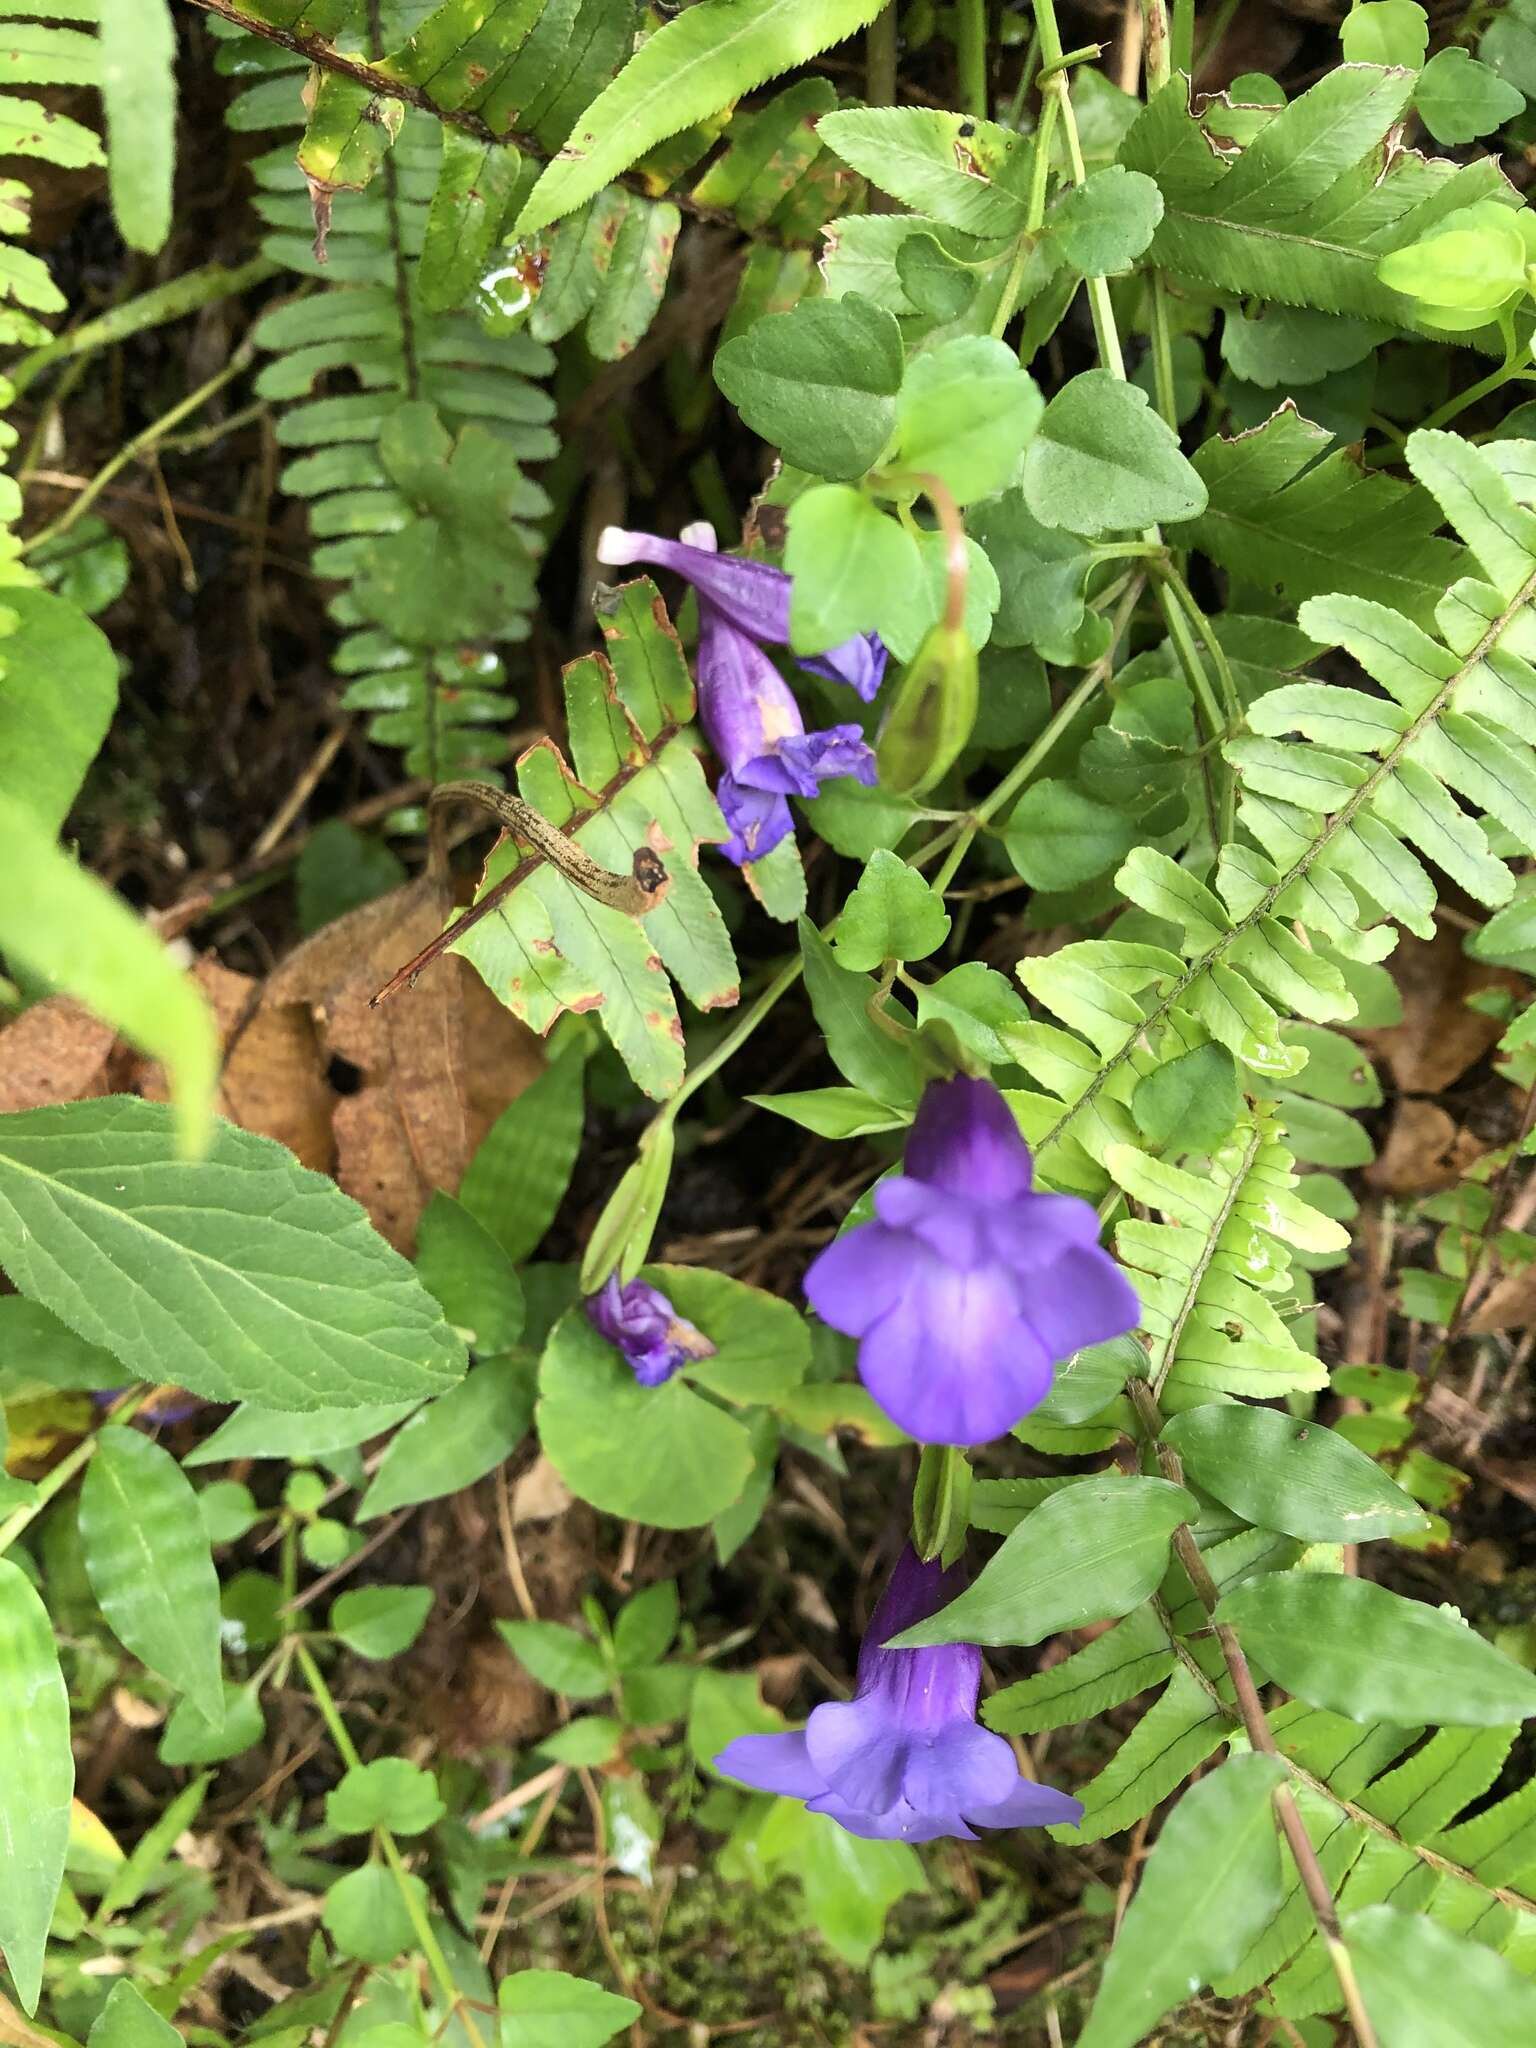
left=0, top=1391, right=149, bottom=1558
left=9, top=256, right=278, bottom=399
left=1158, top=560, right=1242, bottom=725
left=295, top=1641, right=486, bottom=2048
left=1155, top=580, right=1231, bottom=846
left=1169, top=0, right=1194, bottom=75
left=926, top=573, right=1145, bottom=894
left=22, top=342, right=256, bottom=556
left=956, top=0, right=988, bottom=117
left=1418, top=355, right=1525, bottom=436
left=866, top=0, right=898, bottom=106
left=654, top=953, right=806, bottom=1132
left=1148, top=273, right=1179, bottom=428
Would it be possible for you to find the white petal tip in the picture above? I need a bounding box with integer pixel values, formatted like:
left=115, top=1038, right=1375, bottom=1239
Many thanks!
left=595, top=526, right=643, bottom=566
left=679, top=520, right=718, bottom=552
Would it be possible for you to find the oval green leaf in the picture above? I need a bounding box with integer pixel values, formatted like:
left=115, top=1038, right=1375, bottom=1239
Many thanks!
left=356, top=1354, right=536, bottom=1520
left=538, top=1307, right=754, bottom=1529
left=893, top=1476, right=1198, bottom=1649
left=1217, top=1574, right=1536, bottom=1725
left=79, top=1427, right=224, bottom=1724
left=1343, top=1903, right=1536, bottom=2048
left=1163, top=1406, right=1430, bottom=1543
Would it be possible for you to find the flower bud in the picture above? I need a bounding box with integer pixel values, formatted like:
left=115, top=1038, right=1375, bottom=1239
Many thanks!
left=578, top=1123, right=675, bottom=1294
left=875, top=622, right=978, bottom=796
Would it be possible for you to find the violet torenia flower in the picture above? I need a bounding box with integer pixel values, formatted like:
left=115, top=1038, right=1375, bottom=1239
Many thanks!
left=715, top=1546, right=1082, bottom=1842
left=596, top=522, right=887, bottom=701
left=804, top=1075, right=1140, bottom=1446
left=585, top=1274, right=716, bottom=1388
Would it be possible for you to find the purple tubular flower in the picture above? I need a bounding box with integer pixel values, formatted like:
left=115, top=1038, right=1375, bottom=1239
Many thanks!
left=585, top=1274, right=716, bottom=1388
left=804, top=1075, right=1140, bottom=1446
left=715, top=1547, right=1083, bottom=1842
left=694, top=603, right=877, bottom=862
left=596, top=523, right=887, bottom=702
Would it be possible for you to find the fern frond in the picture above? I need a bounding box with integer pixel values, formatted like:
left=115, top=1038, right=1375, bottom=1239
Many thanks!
left=1123, top=64, right=1519, bottom=321
left=1020, top=430, right=1536, bottom=1172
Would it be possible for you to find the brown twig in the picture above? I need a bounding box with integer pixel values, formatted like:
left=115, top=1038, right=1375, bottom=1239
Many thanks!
left=1127, top=1379, right=1382, bottom=2048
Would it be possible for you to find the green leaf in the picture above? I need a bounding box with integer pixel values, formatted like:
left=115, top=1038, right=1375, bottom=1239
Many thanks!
left=186, top=1399, right=420, bottom=1466
left=656, top=1264, right=811, bottom=1404
left=715, top=293, right=902, bottom=482
left=1132, top=1043, right=1241, bottom=1153
left=1221, top=307, right=1389, bottom=390
left=984, top=1604, right=1176, bottom=1734
left=613, top=1580, right=680, bottom=1669
left=1341, top=2, right=1428, bottom=67
left=326, top=1759, right=445, bottom=1837
left=892, top=1477, right=1198, bottom=1649
left=514, top=0, right=887, bottom=233
left=0, top=1296, right=121, bottom=1396
left=1057, top=1665, right=1232, bottom=1844
left=329, top=1585, right=434, bottom=1660
left=321, top=1860, right=427, bottom=1966
left=538, top=1716, right=624, bottom=1766
left=295, top=819, right=406, bottom=934
left=1048, top=165, right=1164, bottom=275
left=1005, top=778, right=1138, bottom=890
left=457, top=1048, right=585, bottom=1265
left=0, top=1557, right=71, bottom=2013
left=833, top=849, right=951, bottom=970
left=538, top=1306, right=755, bottom=1528
left=892, top=337, right=1042, bottom=506
left=785, top=486, right=921, bottom=653
left=356, top=1355, right=535, bottom=1519
left=0, top=1099, right=464, bottom=1409
left=0, top=587, right=118, bottom=835
left=414, top=1192, right=525, bottom=1351
left=1179, top=406, right=1463, bottom=632
left=1343, top=1903, right=1536, bottom=2047
left=816, top=106, right=1030, bottom=234
left=499, top=1969, right=640, bottom=2048
left=1163, top=1407, right=1430, bottom=1543
left=158, top=1680, right=264, bottom=1768
left=1414, top=47, right=1525, bottom=144
left=418, top=128, right=526, bottom=314
left=756, top=1798, right=925, bottom=1965
left=1217, top=1575, right=1536, bottom=1724
left=748, top=1085, right=909, bottom=1139
left=86, top=1981, right=184, bottom=2048
left=79, top=1429, right=224, bottom=1724
left=100, top=0, right=176, bottom=253
left=0, top=798, right=218, bottom=1155
left=1024, top=371, right=1207, bottom=536
left=496, top=1617, right=610, bottom=1698
left=799, top=919, right=923, bottom=1109
left=1078, top=1755, right=1288, bottom=2048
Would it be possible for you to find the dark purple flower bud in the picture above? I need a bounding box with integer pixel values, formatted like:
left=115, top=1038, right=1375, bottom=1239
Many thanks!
left=804, top=1075, right=1140, bottom=1446
left=584, top=1274, right=716, bottom=1388
left=596, top=523, right=887, bottom=702
left=695, top=604, right=876, bottom=866
left=715, top=1546, right=1082, bottom=1842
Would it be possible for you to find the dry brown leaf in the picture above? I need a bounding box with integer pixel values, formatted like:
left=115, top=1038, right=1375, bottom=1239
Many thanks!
left=137, top=958, right=335, bottom=1173
left=511, top=1455, right=575, bottom=1525
left=1467, top=1262, right=1536, bottom=1334
left=264, top=878, right=543, bottom=1251
left=0, top=995, right=122, bottom=1112
left=1360, top=921, right=1524, bottom=1095
left=1365, top=1098, right=1486, bottom=1196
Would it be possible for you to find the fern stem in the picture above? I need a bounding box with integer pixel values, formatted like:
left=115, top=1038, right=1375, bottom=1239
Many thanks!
left=9, top=255, right=277, bottom=399
left=1128, top=1379, right=1383, bottom=2048
left=21, top=341, right=256, bottom=557
left=1039, top=560, right=1536, bottom=1152
left=1147, top=1118, right=1264, bottom=1399
left=1140, top=1, right=1171, bottom=91
left=866, top=1, right=898, bottom=106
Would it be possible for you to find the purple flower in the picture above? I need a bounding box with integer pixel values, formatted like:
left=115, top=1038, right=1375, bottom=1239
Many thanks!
left=596, top=522, right=887, bottom=701
left=715, top=1546, right=1083, bottom=1842
left=598, top=522, right=879, bottom=866
left=584, top=1274, right=716, bottom=1388
left=804, top=1075, right=1140, bottom=1446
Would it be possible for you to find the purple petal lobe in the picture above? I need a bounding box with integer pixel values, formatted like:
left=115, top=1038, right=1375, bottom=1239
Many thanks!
left=716, top=775, right=793, bottom=865
left=799, top=633, right=888, bottom=703
left=584, top=1274, right=714, bottom=1388
left=1020, top=1244, right=1144, bottom=1362
left=714, top=1731, right=823, bottom=1799
left=803, top=1222, right=910, bottom=1337
left=805, top=1700, right=906, bottom=1814
left=968, top=1778, right=1086, bottom=1830
left=858, top=1265, right=1054, bottom=1446
left=902, top=1721, right=1019, bottom=1817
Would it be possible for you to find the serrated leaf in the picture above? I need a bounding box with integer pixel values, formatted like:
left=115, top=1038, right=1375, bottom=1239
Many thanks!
left=817, top=105, right=1030, bottom=234
left=1024, top=371, right=1206, bottom=535
left=715, top=292, right=902, bottom=482
left=0, top=1099, right=465, bottom=1410
left=326, top=1758, right=445, bottom=1836
left=1415, top=47, right=1526, bottom=145
left=514, top=0, right=887, bottom=234
left=1048, top=164, right=1163, bottom=275
left=832, top=849, right=950, bottom=970
left=79, top=1429, right=224, bottom=1723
